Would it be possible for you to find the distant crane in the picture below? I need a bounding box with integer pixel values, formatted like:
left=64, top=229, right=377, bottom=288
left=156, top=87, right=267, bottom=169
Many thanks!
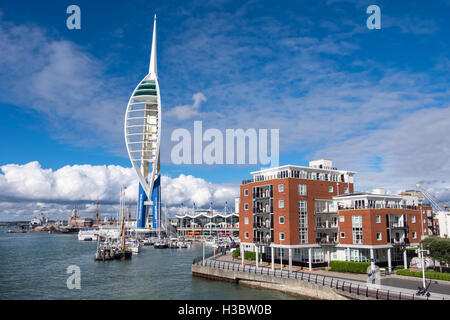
left=415, top=184, right=448, bottom=213
left=416, top=184, right=449, bottom=237
left=95, top=200, right=100, bottom=226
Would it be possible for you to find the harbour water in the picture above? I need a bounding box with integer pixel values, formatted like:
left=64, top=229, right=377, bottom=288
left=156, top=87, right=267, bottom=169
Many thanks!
left=0, top=230, right=299, bottom=300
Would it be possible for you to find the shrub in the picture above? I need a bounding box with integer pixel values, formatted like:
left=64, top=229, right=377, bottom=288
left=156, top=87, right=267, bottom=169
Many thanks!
left=244, top=251, right=256, bottom=261
left=330, top=261, right=371, bottom=274
left=396, top=269, right=450, bottom=281
left=231, top=248, right=256, bottom=261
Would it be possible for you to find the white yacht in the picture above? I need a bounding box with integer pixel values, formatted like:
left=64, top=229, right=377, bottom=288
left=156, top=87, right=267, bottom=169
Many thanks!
left=78, top=228, right=98, bottom=241
left=126, top=239, right=140, bottom=254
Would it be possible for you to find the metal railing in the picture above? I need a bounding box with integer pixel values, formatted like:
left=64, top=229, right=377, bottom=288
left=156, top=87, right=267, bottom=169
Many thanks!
left=338, top=205, right=419, bottom=211
left=193, top=258, right=442, bottom=301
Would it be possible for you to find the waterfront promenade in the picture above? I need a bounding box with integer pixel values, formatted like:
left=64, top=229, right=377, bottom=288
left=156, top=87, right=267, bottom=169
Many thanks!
left=193, top=252, right=450, bottom=300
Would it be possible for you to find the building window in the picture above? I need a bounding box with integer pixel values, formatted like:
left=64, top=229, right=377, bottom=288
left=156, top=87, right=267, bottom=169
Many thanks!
left=278, top=184, right=284, bottom=192
left=245, top=232, right=249, bottom=239
left=279, top=232, right=285, bottom=241
left=244, top=217, right=249, bottom=225
left=339, top=216, right=345, bottom=222
left=344, top=187, right=349, bottom=194
left=411, top=216, right=416, bottom=223
left=377, top=232, right=382, bottom=241
left=279, top=200, right=284, bottom=208
left=376, top=215, right=381, bottom=223
left=279, top=216, right=285, bottom=224
left=340, top=232, right=345, bottom=238
left=244, top=189, right=248, bottom=196
left=244, top=203, right=249, bottom=210
left=298, top=184, right=307, bottom=196
left=299, top=200, right=308, bottom=243
left=352, top=216, right=363, bottom=244
left=349, top=249, right=370, bottom=262
left=412, top=232, right=417, bottom=239
left=328, top=186, right=333, bottom=193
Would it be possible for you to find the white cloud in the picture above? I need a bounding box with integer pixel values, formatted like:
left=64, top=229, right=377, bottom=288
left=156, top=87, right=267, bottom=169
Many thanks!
left=0, top=17, right=128, bottom=154
left=0, top=162, right=239, bottom=220
left=165, top=92, right=207, bottom=120
left=162, top=174, right=238, bottom=207
left=316, top=106, right=450, bottom=201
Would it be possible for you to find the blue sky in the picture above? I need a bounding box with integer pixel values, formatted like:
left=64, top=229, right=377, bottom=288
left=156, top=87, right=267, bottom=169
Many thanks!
left=0, top=0, right=449, bottom=219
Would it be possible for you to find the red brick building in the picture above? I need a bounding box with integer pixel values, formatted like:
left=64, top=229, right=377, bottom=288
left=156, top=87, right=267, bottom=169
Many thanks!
left=239, top=159, right=431, bottom=272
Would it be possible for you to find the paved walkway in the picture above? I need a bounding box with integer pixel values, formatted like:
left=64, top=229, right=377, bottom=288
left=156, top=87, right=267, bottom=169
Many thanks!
left=215, top=253, right=450, bottom=299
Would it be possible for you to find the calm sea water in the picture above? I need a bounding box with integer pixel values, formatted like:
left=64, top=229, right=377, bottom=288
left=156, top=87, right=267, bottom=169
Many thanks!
left=0, top=230, right=299, bottom=300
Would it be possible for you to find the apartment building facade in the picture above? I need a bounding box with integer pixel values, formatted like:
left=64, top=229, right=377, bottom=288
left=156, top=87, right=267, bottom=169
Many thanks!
left=239, top=159, right=431, bottom=272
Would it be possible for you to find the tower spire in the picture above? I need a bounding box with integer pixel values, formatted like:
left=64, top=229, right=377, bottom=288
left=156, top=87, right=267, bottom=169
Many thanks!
left=149, top=14, right=157, bottom=78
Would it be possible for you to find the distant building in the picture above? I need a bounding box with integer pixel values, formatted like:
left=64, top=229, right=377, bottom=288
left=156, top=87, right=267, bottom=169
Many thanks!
left=68, top=205, right=93, bottom=228
left=171, top=208, right=239, bottom=238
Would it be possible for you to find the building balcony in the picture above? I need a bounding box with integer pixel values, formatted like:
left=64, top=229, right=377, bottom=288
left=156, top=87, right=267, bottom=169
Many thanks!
left=253, top=209, right=272, bottom=215
left=254, top=238, right=272, bottom=245
left=390, top=238, right=409, bottom=246
left=253, top=223, right=272, bottom=230
left=315, top=222, right=338, bottom=229
left=338, top=205, right=418, bottom=211
left=390, top=222, right=407, bottom=229
left=316, top=238, right=338, bottom=246
left=315, top=210, right=338, bottom=214
left=254, top=193, right=271, bottom=199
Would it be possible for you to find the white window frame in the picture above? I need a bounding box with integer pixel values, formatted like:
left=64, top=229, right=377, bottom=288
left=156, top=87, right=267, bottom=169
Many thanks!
left=278, top=184, right=284, bottom=192
left=279, top=232, right=285, bottom=241
left=244, top=203, right=249, bottom=210
left=298, top=184, right=307, bottom=196
left=339, top=216, right=345, bottom=222
left=376, top=215, right=381, bottom=223
left=340, top=232, right=345, bottom=238
left=328, top=186, right=333, bottom=193
left=411, top=215, right=416, bottom=223
left=377, top=232, right=382, bottom=241
left=279, top=216, right=285, bottom=224
left=244, top=189, right=248, bottom=196
left=344, top=187, right=349, bottom=194
left=244, top=232, right=249, bottom=239
left=244, top=217, right=249, bottom=225
left=279, top=200, right=284, bottom=208
left=412, top=231, right=417, bottom=239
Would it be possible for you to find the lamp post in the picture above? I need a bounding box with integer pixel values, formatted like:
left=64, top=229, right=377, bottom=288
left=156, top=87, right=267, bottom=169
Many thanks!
left=202, top=239, right=205, bottom=266
left=417, top=244, right=429, bottom=289
left=280, top=237, right=284, bottom=270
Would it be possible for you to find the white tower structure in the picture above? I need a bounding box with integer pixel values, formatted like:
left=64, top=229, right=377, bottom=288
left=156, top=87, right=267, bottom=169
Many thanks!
left=124, top=15, right=162, bottom=229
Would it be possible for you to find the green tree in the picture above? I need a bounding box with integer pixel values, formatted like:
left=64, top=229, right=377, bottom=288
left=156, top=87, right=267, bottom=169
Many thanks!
left=421, top=237, right=450, bottom=273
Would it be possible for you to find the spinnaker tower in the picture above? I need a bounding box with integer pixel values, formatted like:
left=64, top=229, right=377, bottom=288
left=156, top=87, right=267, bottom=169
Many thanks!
left=124, top=15, right=161, bottom=230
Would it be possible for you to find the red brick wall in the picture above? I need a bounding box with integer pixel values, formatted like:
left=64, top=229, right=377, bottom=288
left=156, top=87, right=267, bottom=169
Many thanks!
left=337, top=208, right=424, bottom=245
left=240, top=177, right=354, bottom=245
left=239, top=184, right=254, bottom=242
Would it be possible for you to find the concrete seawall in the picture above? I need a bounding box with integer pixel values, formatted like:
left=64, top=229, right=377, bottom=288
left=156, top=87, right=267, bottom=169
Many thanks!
left=192, top=264, right=371, bottom=300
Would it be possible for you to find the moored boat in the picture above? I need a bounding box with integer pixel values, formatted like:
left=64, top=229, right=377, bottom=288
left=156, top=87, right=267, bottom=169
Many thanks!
left=78, top=228, right=98, bottom=241
left=154, top=239, right=168, bottom=249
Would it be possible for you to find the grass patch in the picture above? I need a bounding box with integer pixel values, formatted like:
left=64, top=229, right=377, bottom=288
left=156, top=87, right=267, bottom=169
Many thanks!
left=396, top=269, right=450, bottom=281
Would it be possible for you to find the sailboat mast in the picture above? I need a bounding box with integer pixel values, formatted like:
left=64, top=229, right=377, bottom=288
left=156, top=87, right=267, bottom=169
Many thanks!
left=121, top=188, right=126, bottom=251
